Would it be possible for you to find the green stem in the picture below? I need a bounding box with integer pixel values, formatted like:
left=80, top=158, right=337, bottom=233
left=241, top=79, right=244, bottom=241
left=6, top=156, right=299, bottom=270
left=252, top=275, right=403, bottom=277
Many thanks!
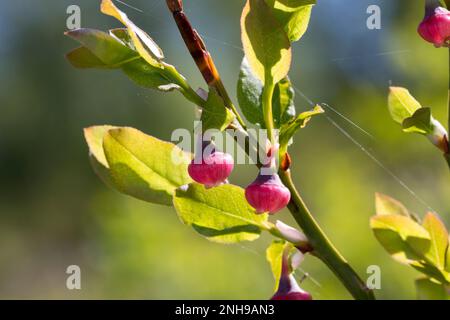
left=262, top=79, right=276, bottom=145
left=279, top=170, right=376, bottom=300
left=164, top=64, right=206, bottom=106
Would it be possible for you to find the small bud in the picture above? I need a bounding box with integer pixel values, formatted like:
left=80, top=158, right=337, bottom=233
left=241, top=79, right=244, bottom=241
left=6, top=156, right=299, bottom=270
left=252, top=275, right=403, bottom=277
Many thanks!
left=275, top=221, right=308, bottom=245
left=188, top=142, right=234, bottom=188
left=418, top=2, right=450, bottom=47
left=245, top=172, right=291, bottom=214
left=427, top=118, right=449, bottom=153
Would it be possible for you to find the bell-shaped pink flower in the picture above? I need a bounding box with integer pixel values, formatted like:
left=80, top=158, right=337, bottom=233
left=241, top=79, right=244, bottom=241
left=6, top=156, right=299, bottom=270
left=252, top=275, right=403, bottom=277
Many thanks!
left=188, top=142, right=234, bottom=188
left=418, top=3, right=450, bottom=47
left=245, top=172, right=291, bottom=214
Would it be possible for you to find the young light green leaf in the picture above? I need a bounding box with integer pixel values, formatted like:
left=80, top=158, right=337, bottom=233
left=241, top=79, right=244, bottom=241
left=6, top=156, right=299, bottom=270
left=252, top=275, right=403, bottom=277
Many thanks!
left=375, top=193, right=410, bottom=217
left=200, top=89, right=236, bottom=131
left=101, top=0, right=163, bottom=67
left=84, top=125, right=117, bottom=188
left=241, top=0, right=292, bottom=84
left=65, top=28, right=182, bottom=91
left=411, top=261, right=450, bottom=284
left=370, top=214, right=431, bottom=264
left=265, top=0, right=316, bottom=42
left=388, top=87, right=422, bottom=125
left=422, top=212, right=449, bottom=270
left=103, top=127, right=192, bottom=206
left=273, top=77, right=296, bottom=126
left=65, top=28, right=138, bottom=66
left=416, top=277, right=449, bottom=300
left=66, top=46, right=111, bottom=69
left=121, top=58, right=180, bottom=91
left=266, top=240, right=289, bottom=291
left=109, top=28, right=135, bottom=49
left=446, top=245, right=450, bottom=273
left=279, top=104, right=324, bottom=151
left=237, top=58, right=295, bottom=127
left=173, top=183, right=269, bottom=243
left=402, top=107, right=433, bottom=135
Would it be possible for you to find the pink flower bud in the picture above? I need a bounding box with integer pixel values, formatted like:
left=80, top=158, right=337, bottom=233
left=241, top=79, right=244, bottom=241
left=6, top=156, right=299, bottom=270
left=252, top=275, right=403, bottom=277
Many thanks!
left=271, top=247, right=312, bottom=300
left=418, top=5, right=450, bottom=47
left=188, top=143, right=234, bottom=188
left=270, top=274, right=313, bottom=300
left=245, top=172, right=291, bottom=214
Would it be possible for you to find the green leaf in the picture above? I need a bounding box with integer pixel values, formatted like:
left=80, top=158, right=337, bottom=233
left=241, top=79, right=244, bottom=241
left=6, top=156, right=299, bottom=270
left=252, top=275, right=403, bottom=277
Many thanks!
left=265, top=0, right=316, bottom=42
left=402, top=107, right=433, bottom=135
left=101, top=0, right=163, bottom=67
left=103, top=127, right=192, bottom=206
left=273, top=77, right=296, bottom=126
left=411, top=260, right=450, bottom=284
left=83, top=125, right=117, bottom=188
left=109, top=28, right=135, bottom=49
left=266, top=240, right=288, bottom=291
left=237, top=58, right=295, bottom=127
left=65, top=28, right=138, bottom=66
left=241, top=0, right=292, bottom=84
left=173, top=183, right=269, bottom=243
left=447, top=244, right=450, bottom=273
left=370, top=214, right=431, bottom=264
left=66, top=27, right=182, bottom=91
left=279, top=105, right=324, bottom=152
left=200, top=90, right=236, bottom=131
left=416, top=277, right=450, bottom=300
left=121, top=58, right=180, bottom=91
left=388, top=87, right=422, bottom=125
left=422, top=212, right=449, bottom=271
left=375, top=193, right=410, bottom=217
left=66, top=46, right=110, bottom=69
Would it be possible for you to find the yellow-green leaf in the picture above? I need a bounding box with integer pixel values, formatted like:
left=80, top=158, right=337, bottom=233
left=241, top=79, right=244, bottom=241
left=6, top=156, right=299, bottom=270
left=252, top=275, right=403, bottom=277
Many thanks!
left=265, top=0, right=316, bottom=42
left=65, top=28, right=138, bottom=66
left=402, top=107, right=434, bottom=135
left=83, top=125, right=117, bottom=188
left=103, top=127, right=192, bottom=206
left=279, top=104, right=324, bottom=153
left=173, top=183, right=268, bottom=243
left=375, top=193, right=410, bottom=217
left=423, top=212, right=449, bottom=270
left=370, top=214, right=430, bottom=264
left=200, top=90, right=236, bottom=131
left=66, top=46, right=110, bottom=69
left=101, top=0, right=163, bottom=67
left=388, top=87, right=422, bottom=125
left=241, top=0, right=292, bottom=84
left=266, top=240, right=289, bottom=291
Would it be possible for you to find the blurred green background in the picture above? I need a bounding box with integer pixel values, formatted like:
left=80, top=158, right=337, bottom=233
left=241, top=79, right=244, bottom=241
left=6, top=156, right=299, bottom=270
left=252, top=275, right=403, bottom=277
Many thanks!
left=0, top=0, right=449, bottom=299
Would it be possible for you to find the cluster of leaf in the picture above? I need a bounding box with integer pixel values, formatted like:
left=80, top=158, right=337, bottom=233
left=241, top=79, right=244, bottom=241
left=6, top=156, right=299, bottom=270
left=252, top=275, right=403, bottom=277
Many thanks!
left=238, top=0, right=323, bottom=155
left=371, top=193, right=450, bottom=300
left=388, top=87, right=449, bottom=154
left=85, top=125, right=270, bottom=244
left=68, top=0, right=274, bottom=246
left=66, top=1, right=236, bottom=134
left=67, top=0, right=324, bottom=296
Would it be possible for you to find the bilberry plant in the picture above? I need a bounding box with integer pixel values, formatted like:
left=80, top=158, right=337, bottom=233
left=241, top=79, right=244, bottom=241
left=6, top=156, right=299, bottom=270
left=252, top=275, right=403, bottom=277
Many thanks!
left=67, top=0, right=450, bottom=300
